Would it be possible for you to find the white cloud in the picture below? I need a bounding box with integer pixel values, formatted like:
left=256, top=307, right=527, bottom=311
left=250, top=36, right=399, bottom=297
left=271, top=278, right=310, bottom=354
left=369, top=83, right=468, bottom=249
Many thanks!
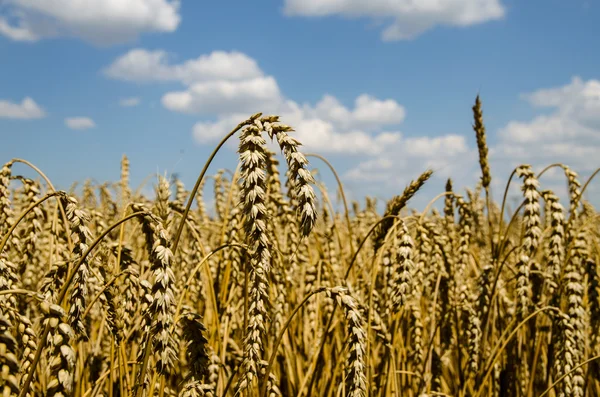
left=0, top=97, right=46, bottom=119
left=192, top=94, right=404, bottom=154
left=193, top=113, right=248, bottom=143
left=65, top=117, right=96, bottom=130
left=105, top=49, right=174, bottom=82
left=119, top=97, right=141, bottom=107
left=496, top=77, right=600, bottom=173
left=162, top=77, right=282, bottom=115
left=185, top=74, right=600, bottom=207
left=523, top=76, right=600, bottom=131
left=0, top=15, right=38, bottom=41
left=282, top=0, right=505, bottom=40
left=193, top=113, right=400, bottom=155
left=106, top=49, right=279, bottom=115
left=107, top=47, right=464, bottom=185
left=288, top=119, right=400, bottom=155
left=0, top=0, right=180, bottom=45
left=302, top=94, right=405, bottom=129
left=345, top=134, right=473, bottom=184
left=405, top=134, right=469, bottom=159
left=108, top=49, right=408, bottom=153
left=104, top=49, right=263, bottom=84
left=345, top=157, right=395, bottom=182
left=184, top=84, right=405, bottom=133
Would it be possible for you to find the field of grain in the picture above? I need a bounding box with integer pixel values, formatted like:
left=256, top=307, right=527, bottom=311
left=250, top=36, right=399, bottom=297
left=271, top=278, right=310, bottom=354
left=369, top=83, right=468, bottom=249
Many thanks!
left=0, top=97, right=598, bottom=397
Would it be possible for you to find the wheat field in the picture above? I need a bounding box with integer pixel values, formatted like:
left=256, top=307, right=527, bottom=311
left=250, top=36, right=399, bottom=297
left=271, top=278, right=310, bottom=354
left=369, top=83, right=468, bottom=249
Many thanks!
left=0, top=98, right=599, bottom=397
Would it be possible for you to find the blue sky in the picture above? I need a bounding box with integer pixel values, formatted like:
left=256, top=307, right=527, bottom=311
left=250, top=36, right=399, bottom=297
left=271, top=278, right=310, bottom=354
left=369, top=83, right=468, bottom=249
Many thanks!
left=1, top=0, right=599, bottom=209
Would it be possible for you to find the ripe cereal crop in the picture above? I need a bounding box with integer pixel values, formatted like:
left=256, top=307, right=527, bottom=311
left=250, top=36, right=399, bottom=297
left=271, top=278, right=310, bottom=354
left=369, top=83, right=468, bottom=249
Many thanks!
left=0, top=100, right=599, bottom=397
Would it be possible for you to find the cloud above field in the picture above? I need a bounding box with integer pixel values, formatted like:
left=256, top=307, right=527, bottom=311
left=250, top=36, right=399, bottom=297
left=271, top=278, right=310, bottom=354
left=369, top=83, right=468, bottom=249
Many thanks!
left=192, top=97, right=403, bottom=155
left=0, top=0, right=180, bottom=45
left=105, top=48, right=600, bottom=203
left=190, top=93, right=406, bottom=154
left=104, top=47, right=479, bottom=195
left=106, top=48, right=416, bottom=155
left=301, top=94, right=406, bottom=129
left=105, top=49, right=263, bottom=84
left=105, top=49, right=280, bottom=115
left=65, top=117, right=96, bottom=130
left=163, top=77, right=282, bottom=115
left=345, top=77, right=600, bottom=197
left=282, top=0, right=505, bottom=41
left=494, top=76, right=600, bottom=173
left=344, top=133, right=475, bottom=190
left=0, top=97, right=46, bottom=119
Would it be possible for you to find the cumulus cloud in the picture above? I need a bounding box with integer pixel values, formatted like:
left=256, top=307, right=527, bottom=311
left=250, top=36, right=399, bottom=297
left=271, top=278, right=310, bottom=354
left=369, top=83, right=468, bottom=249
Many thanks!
left=0, top=16, right=38, bottom=41
left=284, top=119, right=400, bottom=155
left=162, top=77, right=282, bottom=115
left=65, top=117, right=96, bottom=130
left=344, top=157, right=396, bottom=182
left=104, top=49, right=263, bottom=84
left=496, top=77, right=600, bottom=173
left=192, top=114, right=248, bottom=144
left=106, top=47, right=473, bottom=191
left=100, top=49, right=411, bottom=155
left=0, top=97, right=46, bottom=119
left=107, top=49, right=408, bottom=150
left=192, top=95, right=404, bottom=154
left=301, top=94, right=406, bottom=129
left=0, top=0, right=180, bottom=45
left=119, top=97, right=141, bottom=107
left=188, top=90, right=406, bottom=139
left=282, top=0, right=505, bottom=40
left=194, top=74, right=600, bottom=205
left=345, top=134, right=473, bottom=184
left=106, top=49, right=280, bottom=115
